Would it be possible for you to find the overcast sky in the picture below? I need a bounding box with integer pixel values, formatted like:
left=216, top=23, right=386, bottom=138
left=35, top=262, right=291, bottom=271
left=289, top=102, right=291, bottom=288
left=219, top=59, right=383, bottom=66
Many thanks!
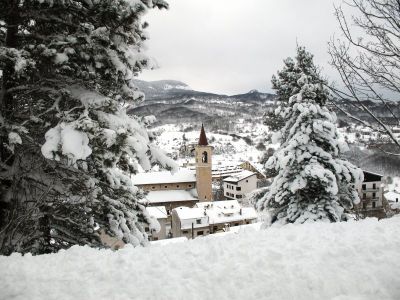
left=139, top=0, right=343, bottom=95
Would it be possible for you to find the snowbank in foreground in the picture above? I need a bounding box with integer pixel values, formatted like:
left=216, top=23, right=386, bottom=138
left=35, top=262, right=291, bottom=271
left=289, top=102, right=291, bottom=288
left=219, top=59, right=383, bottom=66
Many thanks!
left=1, top=218, right=400, bottom=300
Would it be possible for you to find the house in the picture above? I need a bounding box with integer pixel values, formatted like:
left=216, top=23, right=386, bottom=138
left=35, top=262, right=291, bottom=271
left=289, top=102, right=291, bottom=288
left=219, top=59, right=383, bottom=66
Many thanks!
left=171, top=200, right=258, bottom=239
left=356, top=171, right=385, bottom=217
left=145, top=206, right=168, bottom=241
left=384, top=191, right=400, bottom=211
left=171, top=206, right=210, bottom=239
left=223, top=170, right=257, bottom=200
left=196, top=200, right=258, bottom=233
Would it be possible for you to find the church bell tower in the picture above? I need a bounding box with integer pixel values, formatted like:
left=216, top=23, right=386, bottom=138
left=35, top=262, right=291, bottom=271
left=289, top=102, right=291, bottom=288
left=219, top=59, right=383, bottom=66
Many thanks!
left=195, top=124, right=213, bottom=202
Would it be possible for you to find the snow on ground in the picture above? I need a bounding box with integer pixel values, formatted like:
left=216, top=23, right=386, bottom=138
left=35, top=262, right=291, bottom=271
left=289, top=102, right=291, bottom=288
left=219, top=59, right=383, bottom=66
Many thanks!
left=1, top=217, right=400, bottom=300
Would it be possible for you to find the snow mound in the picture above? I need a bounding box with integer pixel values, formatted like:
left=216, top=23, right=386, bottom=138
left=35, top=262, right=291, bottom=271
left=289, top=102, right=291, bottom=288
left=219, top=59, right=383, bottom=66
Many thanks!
left=1, top=218, right=400, bottom=300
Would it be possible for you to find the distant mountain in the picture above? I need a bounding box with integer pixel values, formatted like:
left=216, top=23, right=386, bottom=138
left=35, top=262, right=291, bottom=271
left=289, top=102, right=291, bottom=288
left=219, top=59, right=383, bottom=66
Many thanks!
left=130, top=79, right=277, bottom=124
left=133, top=79, right=192, bottom=100
left=131, top=79, right=400, bottom=127
left=229, top=89, right=275, bottom=102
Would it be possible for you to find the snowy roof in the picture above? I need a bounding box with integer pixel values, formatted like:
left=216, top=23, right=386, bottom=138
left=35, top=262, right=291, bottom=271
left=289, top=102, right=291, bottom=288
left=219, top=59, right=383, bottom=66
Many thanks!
left=384, top=191, right=400, bottom=202
left=173, top=206, right=209, bottom=230
left=145, top=189, right=198, bottom=204
left=146, top=206, right=168, bottom=219
left=195, top=200, right=258, bottom=225
left=223, top=170, right=256, bottom=183
left=132, top=168, right=196, bottom=185
left=173, top=206, right=206, bottom=220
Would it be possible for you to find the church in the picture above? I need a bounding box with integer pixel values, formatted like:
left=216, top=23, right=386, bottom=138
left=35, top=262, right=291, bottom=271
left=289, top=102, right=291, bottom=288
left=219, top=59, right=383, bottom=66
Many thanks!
left=131, top=124, right=213, bottom=215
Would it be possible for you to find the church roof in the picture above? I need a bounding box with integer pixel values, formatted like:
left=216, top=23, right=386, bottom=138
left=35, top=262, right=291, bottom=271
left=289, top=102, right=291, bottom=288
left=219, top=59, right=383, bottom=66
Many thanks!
left=131, top=169, right=196, bottom=185
left=198, top=124, right=208, bottom=146
left=145, top=189, right=198, bottom=204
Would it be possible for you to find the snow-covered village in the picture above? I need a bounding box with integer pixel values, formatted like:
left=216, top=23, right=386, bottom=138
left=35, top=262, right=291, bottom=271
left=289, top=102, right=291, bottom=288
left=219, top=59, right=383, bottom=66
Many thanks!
left=1, top=1, right=400, bottom=299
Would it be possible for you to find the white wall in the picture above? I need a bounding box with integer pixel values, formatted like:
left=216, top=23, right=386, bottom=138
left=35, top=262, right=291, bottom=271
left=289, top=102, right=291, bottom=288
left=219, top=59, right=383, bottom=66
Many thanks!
left=223, top=174, right=257, bottom=200
left=357, top=181, right=383, bottom=209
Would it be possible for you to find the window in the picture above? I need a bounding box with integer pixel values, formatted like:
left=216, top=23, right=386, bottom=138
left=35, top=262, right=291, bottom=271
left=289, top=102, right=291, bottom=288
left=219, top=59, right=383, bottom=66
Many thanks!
left=151, top=186, right=155, bottom=190
left=182, top=230, right=189, bottom=234
left=145, top=227, right=149, bottom=232
left=236, top=195, right=243, bottom=199
left=246, top=180, right=248, bottom=183
left=362, top=184, right=366, bottom=190
left=213, top=226, right=218, bottom=232
left=396, top=198, right=399, bottom=203
left=176, top=185, right=180, bottom=188
left=202, top=151, right=208, bottom=163
left=372, top=192, right=376, bottom=199
left=234, top=223, right=239, bottom=226
left=188, top=184, right=192, bottom=188
left=372, top=202, right=376, bottom=208
left=196, top=219, right=201, bottom=224
left=164, top=185, right=168, bottom=188
left=197, top=231, right=204, bottom=236
left=372, top=183, right=376, bottom=189
left=363, top=193, right=366, bottom=199
left=236, top=187, right=241, bottom=191
left=363, top=202, right=367, bottom=209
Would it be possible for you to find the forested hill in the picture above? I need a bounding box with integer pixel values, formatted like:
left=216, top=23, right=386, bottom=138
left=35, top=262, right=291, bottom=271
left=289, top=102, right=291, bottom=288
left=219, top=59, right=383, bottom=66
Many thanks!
left=130, top=79, right=276, bottom=124
left=131, top=79, right=400, bottom=127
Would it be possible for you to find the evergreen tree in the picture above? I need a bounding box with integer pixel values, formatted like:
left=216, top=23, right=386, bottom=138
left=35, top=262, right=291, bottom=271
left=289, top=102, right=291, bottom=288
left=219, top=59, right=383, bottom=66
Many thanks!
left=257, top=48, right=363, bottom=224
left=265, top=47, right=324, bottom=132
left=0, top=0, right=173, bottom=255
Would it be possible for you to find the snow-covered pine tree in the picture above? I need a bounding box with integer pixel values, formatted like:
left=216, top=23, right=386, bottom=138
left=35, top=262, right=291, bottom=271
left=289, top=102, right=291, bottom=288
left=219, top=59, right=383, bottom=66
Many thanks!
left=0, top=0, right=174, bottom=255
left=265, top=47, right=322, bottom=132
left=257, top=48, right=363, bottom=224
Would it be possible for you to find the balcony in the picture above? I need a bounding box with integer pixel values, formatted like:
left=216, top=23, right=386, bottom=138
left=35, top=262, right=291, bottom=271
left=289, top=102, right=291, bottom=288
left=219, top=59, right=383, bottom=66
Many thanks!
left=361, top=188, right=380, bottom=192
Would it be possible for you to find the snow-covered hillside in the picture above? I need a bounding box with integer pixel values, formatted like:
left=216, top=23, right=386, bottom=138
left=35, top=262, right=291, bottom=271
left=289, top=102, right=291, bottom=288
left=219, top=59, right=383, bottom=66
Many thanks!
left=2, top=217, right=400, bottom=300
left=150, top=123, right=274, bottom=169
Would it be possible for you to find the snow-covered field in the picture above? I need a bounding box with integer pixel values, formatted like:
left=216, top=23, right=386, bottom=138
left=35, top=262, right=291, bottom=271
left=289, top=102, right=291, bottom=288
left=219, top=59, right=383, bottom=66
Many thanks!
left=2, top=217, right=400, bottom=300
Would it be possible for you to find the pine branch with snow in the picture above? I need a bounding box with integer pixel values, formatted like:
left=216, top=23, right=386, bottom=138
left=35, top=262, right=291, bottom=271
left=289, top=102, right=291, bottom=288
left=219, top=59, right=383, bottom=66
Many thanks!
left=0, top=0, right=175, bottom=255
